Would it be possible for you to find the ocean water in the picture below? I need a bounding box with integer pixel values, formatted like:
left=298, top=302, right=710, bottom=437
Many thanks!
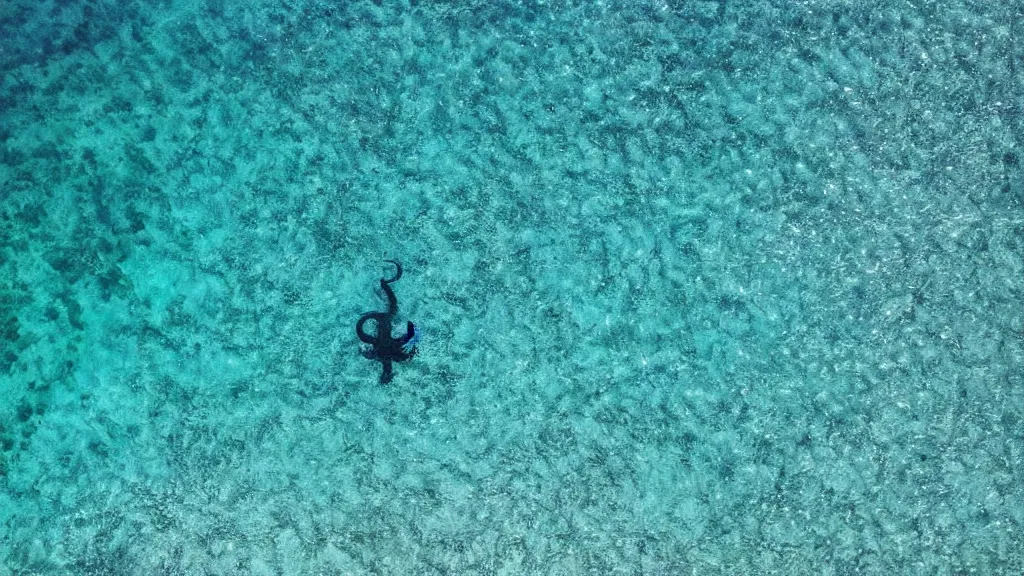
left=1, top=0, right=1022, bottom=573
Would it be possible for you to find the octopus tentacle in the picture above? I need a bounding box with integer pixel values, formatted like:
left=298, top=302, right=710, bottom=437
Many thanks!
left=356, top=312, right=386, bottom=344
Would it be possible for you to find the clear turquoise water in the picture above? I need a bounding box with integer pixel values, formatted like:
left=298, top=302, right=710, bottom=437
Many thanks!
left=1, top=1, right=1022, bottom=573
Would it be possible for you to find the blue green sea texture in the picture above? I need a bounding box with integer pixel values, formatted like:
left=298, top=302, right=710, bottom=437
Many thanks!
left=1, top=0, right=1022, bottom=573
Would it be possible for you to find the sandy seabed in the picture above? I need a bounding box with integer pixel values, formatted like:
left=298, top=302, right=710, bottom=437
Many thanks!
left=1, top=0, right=1022, bottom=573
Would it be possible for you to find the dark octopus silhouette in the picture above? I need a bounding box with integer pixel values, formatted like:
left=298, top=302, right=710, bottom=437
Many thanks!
left=356, top=260, right=420, bottom=384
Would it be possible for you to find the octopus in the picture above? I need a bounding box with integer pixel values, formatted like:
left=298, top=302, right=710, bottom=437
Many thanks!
left=356, top=260, right=420, bottom=384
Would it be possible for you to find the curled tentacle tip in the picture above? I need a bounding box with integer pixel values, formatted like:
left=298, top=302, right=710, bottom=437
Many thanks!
left=401, top=322, right=421, bottom=354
